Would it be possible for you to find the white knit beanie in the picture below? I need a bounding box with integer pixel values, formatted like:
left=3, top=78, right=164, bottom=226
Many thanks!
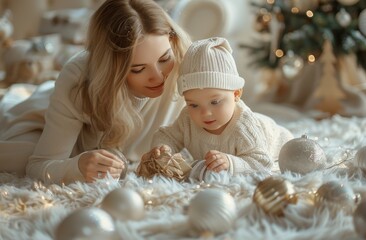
left=177, top=37, right=245, bottom=95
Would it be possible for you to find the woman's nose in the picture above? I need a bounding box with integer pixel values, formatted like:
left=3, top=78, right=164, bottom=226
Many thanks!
left=150, top=66, right=164, bottom=82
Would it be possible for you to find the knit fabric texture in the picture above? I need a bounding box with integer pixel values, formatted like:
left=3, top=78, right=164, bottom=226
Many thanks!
left=177, top=37, right=245, bottom=95
left=152, top=100, right=294, bottom=175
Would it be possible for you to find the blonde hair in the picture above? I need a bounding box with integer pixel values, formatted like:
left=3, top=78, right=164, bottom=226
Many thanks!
left=78, top=0, right=191, bottom=149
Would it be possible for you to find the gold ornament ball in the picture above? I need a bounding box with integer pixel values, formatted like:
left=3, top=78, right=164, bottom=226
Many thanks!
left=278, top=135, right=327, bottom=174
left=354, top=146, right=366, bottom=172
left=253, top=176, right=298, bottom=216
left=101, top=188, right=145, bottom=221
left=353, top=201, right=366, bottom=238
left=314, top=181, right=359, bottom=214
left=188, top=189, right=237, bottom=235
left=55, top=207, right=116, bottom=240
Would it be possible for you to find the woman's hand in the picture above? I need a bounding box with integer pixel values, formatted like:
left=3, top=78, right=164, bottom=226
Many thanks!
left=78, top=149, right=125, bottom=182
left=141, top=145, right=172, bottom=162
left=204, top=150, right=229, bottom=172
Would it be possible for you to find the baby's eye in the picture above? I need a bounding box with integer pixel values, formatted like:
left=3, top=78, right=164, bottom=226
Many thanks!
left=188, top=104, right=198, bottom=108
left=211, top=100, right=220, bottom=105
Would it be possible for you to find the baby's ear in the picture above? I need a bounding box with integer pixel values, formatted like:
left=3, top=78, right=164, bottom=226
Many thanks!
left=234, top=89, right=243, bottom=99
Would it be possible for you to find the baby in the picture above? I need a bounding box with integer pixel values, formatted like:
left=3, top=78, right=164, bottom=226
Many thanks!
left=140, top=37, right=293, bottom=179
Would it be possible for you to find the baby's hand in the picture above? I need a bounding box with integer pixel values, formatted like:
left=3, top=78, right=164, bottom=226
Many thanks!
left=204, top=150, right=229, bottom=172
left=141, top=145, right=172, bottom=162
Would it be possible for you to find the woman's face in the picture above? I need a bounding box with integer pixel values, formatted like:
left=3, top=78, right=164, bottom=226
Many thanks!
left=127, top=34, right=175, bottom=98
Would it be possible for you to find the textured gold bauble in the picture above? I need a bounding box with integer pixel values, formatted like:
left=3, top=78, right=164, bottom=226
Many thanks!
left=314, top=181, right=359, bottom=214
left=278, top=135, right=327, bottom=174
left=253, top=176, right=298, bottom=216
left=353, top=201, right=366, bottom=238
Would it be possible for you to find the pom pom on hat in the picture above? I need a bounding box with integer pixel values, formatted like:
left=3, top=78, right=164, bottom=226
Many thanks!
left=177, top=37, right=245, bottom=95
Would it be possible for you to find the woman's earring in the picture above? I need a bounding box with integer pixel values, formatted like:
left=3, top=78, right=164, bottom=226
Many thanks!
left=235, top=96, right=240, bottom=102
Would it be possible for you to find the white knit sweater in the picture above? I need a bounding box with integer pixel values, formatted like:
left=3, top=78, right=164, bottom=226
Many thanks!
left=0, top=51, right=186, bottom=184
left=152, top=100, right=294, bottom=174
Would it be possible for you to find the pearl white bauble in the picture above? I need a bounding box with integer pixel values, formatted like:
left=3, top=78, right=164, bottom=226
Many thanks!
left=188, top=189, right=237, bottom=235
left=55, top=207, right=116, bottom=240
left=281, top=52, right=304, bottom=79
left=101, top=188, right=145, bottom=221
left=278, top=135, right=327, bottom=174
left=253, top=176, right=298, bottom=216
left=189, top=160, right=226, bottom=183
left=314, top=181, right=359, bottom=214
left=353, top=201, right=366, bottom=238
left=355, top=146, right=366, bottom=172
left=336, top=8, right=352, bottom=27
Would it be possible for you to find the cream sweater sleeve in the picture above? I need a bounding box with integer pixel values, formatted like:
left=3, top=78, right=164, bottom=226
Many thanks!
left=226, top=102, right=293, bottom=175
left=26, top=52, right=87, bottom=184
left=151, top=108, right=188, bottom=153
left=226, top=119, right=273, bottom=175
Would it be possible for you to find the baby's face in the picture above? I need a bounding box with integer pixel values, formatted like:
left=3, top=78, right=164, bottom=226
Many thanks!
left=183, top=88, right=237, bottom=135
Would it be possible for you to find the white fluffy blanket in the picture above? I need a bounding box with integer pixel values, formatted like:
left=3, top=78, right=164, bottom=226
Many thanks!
left=1, top=86, right=366, bottom=240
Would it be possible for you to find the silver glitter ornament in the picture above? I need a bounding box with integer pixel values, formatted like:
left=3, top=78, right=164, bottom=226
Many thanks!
left=101, top=188, right=145, bottom=221
left=253, top=176, right=298, bottom=216
left=314, top=181, right=359, bottom=214
left=188, top=189, right=237, bottom=235
left=278, top=135, right=327, bottom=174
left=355, top=146, right=366, bottom=172
left=55, top=207, right=116, bottom=240
left=353, top=201, right=366, bottom=238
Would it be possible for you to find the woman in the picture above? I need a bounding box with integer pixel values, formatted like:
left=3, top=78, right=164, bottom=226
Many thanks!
left=0, top=0, right=191, bottom=184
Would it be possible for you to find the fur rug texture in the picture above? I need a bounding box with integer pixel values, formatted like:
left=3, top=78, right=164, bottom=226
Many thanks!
left=1, top=85, right=366, bottom=240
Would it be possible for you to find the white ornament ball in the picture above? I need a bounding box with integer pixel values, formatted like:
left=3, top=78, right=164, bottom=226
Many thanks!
left=314, top=181, right=359, bottom=214
left=354, top=146, right=366, bottom=171
left=189, top=160, right=227, bottom=183
left=278, top=135, right=327, bottom=174
left=337, top=0, right=359, bottom=6
left=360, top=9, right=366, bottom=36
left=353, top=201, right=366, bottom=238
left=188, top=189, right=237, bottom=235
left=101, top=188, right=145, bottom=221
left=55, top=207, right=116, bottom=240
left=281, top=52, right=304, bottom=79
left=336, top=8, right=352, bottom=27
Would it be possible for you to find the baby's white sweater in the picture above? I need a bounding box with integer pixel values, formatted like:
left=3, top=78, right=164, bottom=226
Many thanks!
left=152, top=100, right=294, bottom=174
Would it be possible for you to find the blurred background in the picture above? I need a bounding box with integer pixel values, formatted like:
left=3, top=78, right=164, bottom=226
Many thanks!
left=0, top=0, right=365, bottom=118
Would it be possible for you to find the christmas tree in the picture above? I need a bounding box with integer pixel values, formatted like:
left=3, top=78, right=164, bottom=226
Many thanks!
left=242, top=0, right=366, bottom=117
left=243, top=0, right=366, bottom=70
